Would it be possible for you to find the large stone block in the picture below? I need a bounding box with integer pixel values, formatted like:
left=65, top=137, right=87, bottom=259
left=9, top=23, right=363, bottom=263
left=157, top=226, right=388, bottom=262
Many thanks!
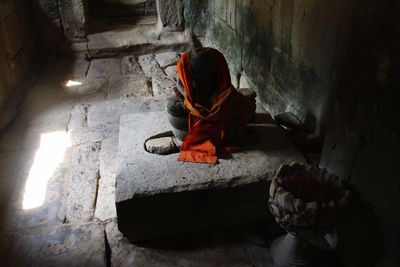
left=66, top=143, right=101, bottom=222
left=115, top=111, right=305, bottom=241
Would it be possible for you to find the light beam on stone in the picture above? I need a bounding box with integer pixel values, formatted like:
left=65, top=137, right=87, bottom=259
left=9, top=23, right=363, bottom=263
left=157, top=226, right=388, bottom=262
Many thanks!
left=65, top=80, right=82, bottom=87
left=23, top=131, right=71, bottom=210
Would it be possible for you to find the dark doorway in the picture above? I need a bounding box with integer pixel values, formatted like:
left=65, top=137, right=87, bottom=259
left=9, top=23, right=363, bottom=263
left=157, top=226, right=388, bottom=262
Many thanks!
left=88, top=0, right=156, bottom=19
left=87, top=0, right=157, bottom=33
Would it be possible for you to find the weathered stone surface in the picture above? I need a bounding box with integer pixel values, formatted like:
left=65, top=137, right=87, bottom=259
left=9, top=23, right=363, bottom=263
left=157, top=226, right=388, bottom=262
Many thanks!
left=87, top=58, right=122, bottom=79
left=154, top=51, right=179, bottom=68
left=58, top=0, right=86, bottom=39
left=0, top=83, right=73, bottom=152
left=239, top=73, right=251, bottom=88
left=87, top=24, right=189, bottom=58
left=319, top=128, right=362, bottom=181
left=164, top=64, right=177, bottom=77
left=30, top=0, right=58, bottom=20
left=0, top=158, right=67, bottom=231
left=121, top=55, right=144, bottom=75
left=0, top=150, right=35, bottom=216
left=152, top=74, right=175, bottom=98
left=115, top=111, right=305, bottom=241
left=105, top=219, right=271, bottom=267
left=41, top=57, right=90, bottom=84
left=138, top=53, right=175, bottom=98
left=108, top=74, right=152, bottom=98
left=138, top=54, right=159, bottom=78
left=145, top=136, right=177, bottom=154
left=66, top=143, right=100, bottom=222
left=158, top=0, right=184, bottom=31
left=87, top=97, right=164, bottom=128
left=95, top=135, right=119, bottom=221
left=64, top=78, right=108, bottom=102
left=68, top=125, right=118, bottom=147
left=68, top=104, right=88, bottom=130
left=0, top=223, right=106, bottom=267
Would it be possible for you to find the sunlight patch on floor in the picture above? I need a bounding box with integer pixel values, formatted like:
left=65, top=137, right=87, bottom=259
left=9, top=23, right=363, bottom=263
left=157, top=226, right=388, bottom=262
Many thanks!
left=65, top=80, right=83, bottom=87
left=23, top=131, right=71, bottom=210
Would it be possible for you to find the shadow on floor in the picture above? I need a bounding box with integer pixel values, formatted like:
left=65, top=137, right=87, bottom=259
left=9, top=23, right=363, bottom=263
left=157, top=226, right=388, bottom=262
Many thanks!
left=335, top=199, right=385, bottom=267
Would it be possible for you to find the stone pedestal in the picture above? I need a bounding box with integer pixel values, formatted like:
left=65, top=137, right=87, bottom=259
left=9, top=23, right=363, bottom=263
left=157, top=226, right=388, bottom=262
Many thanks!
left=115, top=111, right=305, bottom=242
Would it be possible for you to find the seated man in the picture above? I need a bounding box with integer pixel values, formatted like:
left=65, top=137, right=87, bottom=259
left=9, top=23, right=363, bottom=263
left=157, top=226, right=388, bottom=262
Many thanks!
left=176, top=47, right=256, bottom=164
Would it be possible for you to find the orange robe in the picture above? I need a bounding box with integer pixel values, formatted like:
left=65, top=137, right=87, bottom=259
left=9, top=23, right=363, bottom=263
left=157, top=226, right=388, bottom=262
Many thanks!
left=177, top=49, right=256, bottom=164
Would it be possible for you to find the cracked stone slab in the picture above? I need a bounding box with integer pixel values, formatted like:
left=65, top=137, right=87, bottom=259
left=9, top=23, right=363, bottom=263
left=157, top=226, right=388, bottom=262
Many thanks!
left=164, top=65, right=177, bottom=77
left=0, top=223, right=106, bottom=267
left=115, top=111, right=305, bottom=241
left=87, top=97, right=165, bottom=128
left=121, top=55, right=145, bottom=75
left=152, top=74, right=175, bottom=98
left=108, top=74, right=152, bottom=99
left=138, top=54, right=175, bottom=98
left=66, top=143, right=101, bottom=222
left=68, top=125, right=118, bottom=147
left=86, top=58, right=122, bottom=79
left=95, top=135, right=119, bottom=221
left=138, top=54, right=160, bottom=78
left=154, top=51, right=179, bottom=68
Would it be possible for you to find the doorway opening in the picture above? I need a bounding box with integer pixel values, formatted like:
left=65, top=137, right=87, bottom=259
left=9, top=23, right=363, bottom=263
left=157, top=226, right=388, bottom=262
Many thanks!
left=87, top=0, right=157, bottom=33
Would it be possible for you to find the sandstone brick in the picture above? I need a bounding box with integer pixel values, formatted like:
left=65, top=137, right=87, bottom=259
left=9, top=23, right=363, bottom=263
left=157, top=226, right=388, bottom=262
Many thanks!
left=116, top=111, right=305, bottom=241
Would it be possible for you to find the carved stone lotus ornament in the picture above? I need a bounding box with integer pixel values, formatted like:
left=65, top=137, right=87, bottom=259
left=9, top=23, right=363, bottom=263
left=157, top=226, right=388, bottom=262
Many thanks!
left=269, top=162, right=351, bottom=267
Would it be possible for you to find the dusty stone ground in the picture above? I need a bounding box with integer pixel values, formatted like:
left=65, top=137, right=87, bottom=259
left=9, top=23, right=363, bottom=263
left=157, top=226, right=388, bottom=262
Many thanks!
left=0, top=52, right=280, bottom=266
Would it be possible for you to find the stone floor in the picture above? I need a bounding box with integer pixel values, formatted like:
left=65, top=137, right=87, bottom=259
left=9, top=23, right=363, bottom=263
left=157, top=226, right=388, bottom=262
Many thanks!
left=0, top=51, right=286, bottom=266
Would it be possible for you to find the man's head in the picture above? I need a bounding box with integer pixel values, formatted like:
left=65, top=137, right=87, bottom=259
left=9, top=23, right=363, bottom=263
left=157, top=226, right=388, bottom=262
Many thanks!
left=189, top=48, right=219, bottom=105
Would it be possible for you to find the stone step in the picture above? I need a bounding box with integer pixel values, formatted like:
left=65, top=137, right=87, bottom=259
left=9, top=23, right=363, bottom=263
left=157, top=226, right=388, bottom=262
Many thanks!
left=62, top=23, right=191, bottom=58
left=115, top=111, right=306, bottom=242
left=88, top=24, right=190, bottom=58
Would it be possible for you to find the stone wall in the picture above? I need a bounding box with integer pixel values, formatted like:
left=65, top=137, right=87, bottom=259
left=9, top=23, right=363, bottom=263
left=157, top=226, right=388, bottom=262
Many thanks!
left=320, top=2, right=400, bottom=266
left=32, top=0, right=181, bottom=43
left=0, top=0, right=37, bottom=128
left=201, top=0, right=360, bottom=135
left=30, top=0, right=87, bottom=45
left=182, top=1, right=400, bottom=266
